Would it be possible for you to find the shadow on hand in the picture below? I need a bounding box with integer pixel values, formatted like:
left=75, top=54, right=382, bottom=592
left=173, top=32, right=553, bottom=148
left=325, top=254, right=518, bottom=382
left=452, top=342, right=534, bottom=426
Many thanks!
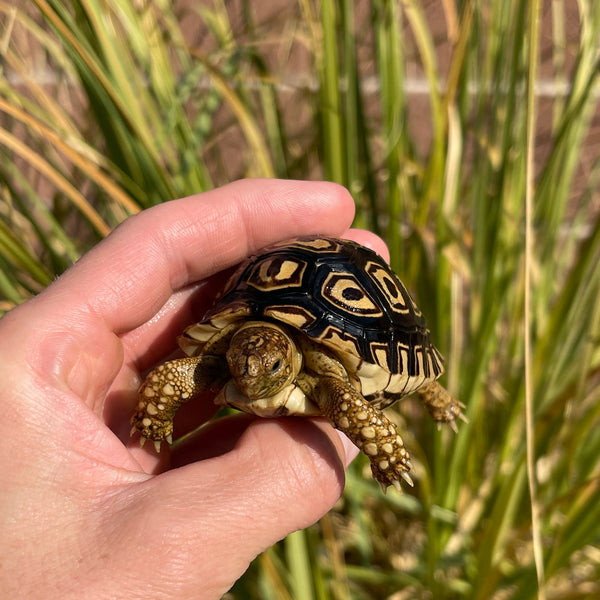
left=170, top=412, right=346, bottom=490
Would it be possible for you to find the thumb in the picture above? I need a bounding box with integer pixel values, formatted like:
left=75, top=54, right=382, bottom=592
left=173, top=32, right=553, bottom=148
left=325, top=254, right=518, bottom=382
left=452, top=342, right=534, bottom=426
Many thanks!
left=119, top=417, right=353, bottom=599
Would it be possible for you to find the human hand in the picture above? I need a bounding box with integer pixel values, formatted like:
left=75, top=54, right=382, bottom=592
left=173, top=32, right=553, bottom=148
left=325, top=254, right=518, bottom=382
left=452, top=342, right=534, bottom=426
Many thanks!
left=0, top=179, right=389, bottom=599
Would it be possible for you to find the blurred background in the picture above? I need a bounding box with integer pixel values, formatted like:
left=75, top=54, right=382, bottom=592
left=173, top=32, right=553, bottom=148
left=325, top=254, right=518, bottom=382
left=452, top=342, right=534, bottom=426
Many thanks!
left=1, top=1, right=600, bottom=598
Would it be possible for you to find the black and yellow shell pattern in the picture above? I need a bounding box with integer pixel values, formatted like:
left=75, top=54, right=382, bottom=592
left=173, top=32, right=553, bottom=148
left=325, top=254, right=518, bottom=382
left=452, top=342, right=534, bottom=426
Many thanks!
left=189, top=236, right=444, bottom=402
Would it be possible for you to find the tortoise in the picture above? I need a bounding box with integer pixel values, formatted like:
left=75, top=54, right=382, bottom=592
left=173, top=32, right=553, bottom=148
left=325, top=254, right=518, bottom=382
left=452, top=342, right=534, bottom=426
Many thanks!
left=131, top=236, right=463, bottom=492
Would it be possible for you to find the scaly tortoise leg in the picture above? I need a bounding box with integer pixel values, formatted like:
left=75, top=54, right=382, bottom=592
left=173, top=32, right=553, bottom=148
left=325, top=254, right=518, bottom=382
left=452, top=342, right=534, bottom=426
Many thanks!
left=296, top=338, right=414, bottom=492
left=415, top=381, right=466, bottom=432
left=312, top=376, right=414, bottom=492
left=131, top=355, right=228, bottom=451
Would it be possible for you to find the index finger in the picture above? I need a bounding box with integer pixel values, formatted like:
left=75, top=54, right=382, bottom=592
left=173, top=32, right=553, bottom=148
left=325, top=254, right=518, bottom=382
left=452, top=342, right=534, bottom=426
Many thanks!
left=44, top=179, right=356, bottom=334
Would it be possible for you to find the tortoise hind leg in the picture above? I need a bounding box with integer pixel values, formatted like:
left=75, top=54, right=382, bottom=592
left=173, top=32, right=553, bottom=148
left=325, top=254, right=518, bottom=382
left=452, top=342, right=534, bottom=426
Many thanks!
left=131, top=354, right=229, bottom=450
left=416, top=381, right=466, bottom=432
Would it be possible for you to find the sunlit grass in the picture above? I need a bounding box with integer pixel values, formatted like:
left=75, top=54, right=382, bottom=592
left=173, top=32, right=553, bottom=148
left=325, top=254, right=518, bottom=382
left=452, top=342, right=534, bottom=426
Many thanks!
left=2, top=1, right=600, bottom=598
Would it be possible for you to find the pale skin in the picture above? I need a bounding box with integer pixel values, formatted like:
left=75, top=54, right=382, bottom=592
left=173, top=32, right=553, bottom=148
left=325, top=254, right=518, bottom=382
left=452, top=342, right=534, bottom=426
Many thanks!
left=0, top=179, right=397, bottom=600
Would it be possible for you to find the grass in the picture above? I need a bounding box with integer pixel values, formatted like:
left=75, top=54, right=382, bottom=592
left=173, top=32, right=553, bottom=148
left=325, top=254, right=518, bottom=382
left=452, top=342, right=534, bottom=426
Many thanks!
left=2, top=0, right=600, bottom=598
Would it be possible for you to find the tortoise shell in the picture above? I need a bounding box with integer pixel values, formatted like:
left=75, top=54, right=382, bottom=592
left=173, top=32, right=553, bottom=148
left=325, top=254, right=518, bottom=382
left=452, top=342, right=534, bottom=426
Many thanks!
left=180, top=236, right=444, bottom=404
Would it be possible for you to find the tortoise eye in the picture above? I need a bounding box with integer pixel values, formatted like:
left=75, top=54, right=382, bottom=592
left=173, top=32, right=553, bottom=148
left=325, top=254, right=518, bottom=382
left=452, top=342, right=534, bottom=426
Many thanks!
left=270, top=359, right=282, bottom=373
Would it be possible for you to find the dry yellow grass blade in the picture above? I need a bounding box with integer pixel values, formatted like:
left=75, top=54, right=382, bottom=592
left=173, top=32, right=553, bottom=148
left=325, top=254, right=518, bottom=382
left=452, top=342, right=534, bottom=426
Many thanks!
left=0, top=99, right=140, bottom=219
left=0, top=127, right=110, bottom=236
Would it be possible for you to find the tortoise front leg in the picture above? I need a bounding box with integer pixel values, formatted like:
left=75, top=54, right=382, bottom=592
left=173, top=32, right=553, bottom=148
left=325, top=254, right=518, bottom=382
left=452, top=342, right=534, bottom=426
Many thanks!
left=131, top=355, right=229, bottom=450
left=297, top=372, right=413, bottom=492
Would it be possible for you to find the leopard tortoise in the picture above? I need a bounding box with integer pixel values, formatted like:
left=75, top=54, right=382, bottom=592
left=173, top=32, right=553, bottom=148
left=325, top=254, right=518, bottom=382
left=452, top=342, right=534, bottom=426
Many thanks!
left=131, top=236, right=464, bottom=491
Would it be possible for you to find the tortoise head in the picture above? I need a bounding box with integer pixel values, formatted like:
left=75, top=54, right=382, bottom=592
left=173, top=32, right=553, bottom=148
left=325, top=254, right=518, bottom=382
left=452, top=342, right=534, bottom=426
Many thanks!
left=226, top=321, right=302, bottom=399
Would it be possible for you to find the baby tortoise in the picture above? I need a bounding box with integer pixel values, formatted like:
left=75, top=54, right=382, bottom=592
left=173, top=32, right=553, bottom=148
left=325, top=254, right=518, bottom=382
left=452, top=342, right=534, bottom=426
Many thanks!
left=131, top=236, right=464, bottom=492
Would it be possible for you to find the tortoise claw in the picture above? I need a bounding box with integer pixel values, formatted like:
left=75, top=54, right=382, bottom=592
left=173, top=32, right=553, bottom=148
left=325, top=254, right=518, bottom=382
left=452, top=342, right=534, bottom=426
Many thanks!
left=385, top=471, right=413, bottom=494
left=131, top=430, right=170, bottom=452
left=401, top=470, right=414, bottom=487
